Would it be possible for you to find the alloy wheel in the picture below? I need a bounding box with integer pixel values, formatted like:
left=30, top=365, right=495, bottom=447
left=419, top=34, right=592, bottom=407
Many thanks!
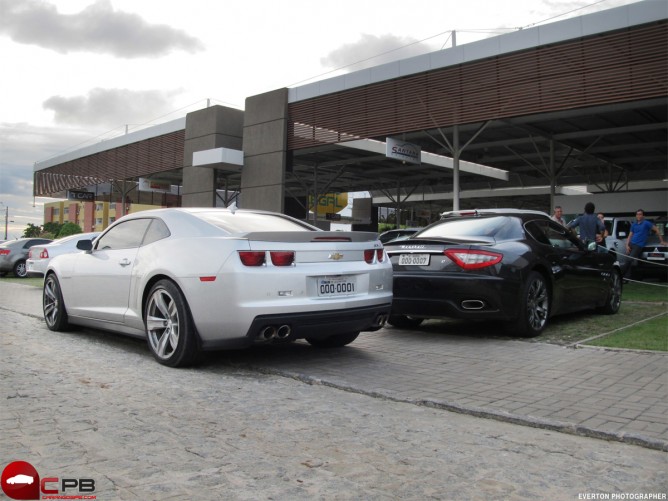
left=146, top=288, right=180, bottom=360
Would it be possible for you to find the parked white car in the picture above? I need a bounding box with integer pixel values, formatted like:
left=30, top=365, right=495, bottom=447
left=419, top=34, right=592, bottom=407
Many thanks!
left=43, top=208, right=393, bottom=367
left=26, top=232, right=100, bottom=277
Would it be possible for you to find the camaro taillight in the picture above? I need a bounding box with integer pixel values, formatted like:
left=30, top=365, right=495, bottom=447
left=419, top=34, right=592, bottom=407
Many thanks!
left=40, top=249, right=49, bottom=259
left=270, top=251, right=295, bottom=266
left=444, top=249, right=502, bottom=270
left=238, top=251, right=295, bottom=267
left=364, top=249, right=385, bottom=264
left=239, top=251, right=266, bottom=266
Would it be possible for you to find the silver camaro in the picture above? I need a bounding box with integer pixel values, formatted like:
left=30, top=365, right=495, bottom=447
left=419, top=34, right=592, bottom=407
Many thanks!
left=43, top=207, right=393, bottom=367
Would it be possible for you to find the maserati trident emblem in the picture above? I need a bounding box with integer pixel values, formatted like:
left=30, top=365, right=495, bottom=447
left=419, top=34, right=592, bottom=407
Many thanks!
left=329, top=252, right=344, bottom=260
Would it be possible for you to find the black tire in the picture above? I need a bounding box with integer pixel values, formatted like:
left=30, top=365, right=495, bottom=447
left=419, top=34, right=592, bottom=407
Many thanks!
left=509, top=271, right=550, bottom=337
left=43, top=273, right=69, bottom=331
left=598, top=270, right=622, bottom=315
left=388, top=315, right=424, bottom=329
left=306, top=331, right=360, bottom=348
left=13, top=259, right=27, bottom=278
left=145, top=280, right=198, bottom=368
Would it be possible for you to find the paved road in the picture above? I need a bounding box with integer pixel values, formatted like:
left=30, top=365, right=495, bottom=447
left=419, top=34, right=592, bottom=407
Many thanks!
left=1, top=281, right=667, bottom=500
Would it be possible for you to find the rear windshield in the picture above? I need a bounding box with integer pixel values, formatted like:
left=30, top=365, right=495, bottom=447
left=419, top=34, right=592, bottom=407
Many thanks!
left=196, top=211, right=316, bottom=234
left=417, top=216, right=524, bottom=241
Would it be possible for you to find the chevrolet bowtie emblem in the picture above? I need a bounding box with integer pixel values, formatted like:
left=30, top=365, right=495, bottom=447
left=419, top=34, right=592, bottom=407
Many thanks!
left=329, top=253, right=344, bottom=260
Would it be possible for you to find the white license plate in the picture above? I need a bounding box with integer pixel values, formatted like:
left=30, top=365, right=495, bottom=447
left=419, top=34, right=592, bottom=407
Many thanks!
left=317, top=276, right=357, bottom=297
left=647, top=253, right=665, bottom=261
left=399, top=254, right=430, bottom=266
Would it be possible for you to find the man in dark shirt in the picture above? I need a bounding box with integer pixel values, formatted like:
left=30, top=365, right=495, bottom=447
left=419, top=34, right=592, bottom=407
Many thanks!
left=567, top=202, right=605, bottom=244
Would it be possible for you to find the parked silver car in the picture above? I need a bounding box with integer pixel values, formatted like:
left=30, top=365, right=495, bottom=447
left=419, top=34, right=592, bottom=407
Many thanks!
left=27, top=232, right=100, bottom=277
left=0, top=238, right=53, bottom=278
left=43, top=208, right=393, bottom=367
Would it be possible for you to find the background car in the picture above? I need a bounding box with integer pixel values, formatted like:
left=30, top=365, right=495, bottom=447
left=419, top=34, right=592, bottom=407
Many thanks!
left=26, top=232, right=100, bottom=277
left=378, top=228, right=420, bottom=244
left=0, top=238, right=53, bottom=278
left=384, top=209, right=622, bottom=337
left=604, top=216, right=667, bottom=281
left=43, top=208, right=393, bottom=367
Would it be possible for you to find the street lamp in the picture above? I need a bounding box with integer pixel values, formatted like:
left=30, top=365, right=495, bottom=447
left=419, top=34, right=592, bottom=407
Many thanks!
left=0, top=202, right=10, bottom=240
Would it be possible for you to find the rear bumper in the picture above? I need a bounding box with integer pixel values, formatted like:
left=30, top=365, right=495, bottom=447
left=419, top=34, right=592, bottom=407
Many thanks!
left=199, top=303, right=392, bottom=350
left=391, top=273, right=520, bottom=321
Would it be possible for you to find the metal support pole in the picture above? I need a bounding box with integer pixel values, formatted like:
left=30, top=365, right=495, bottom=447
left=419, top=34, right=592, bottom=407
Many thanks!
left=453, top=125, right=460, bottom=211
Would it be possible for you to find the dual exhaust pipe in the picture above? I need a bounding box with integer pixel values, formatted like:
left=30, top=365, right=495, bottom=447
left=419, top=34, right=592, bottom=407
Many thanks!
left=373, top=313, right=389, bottom=328
left=258, top=324, right=292, bottom=341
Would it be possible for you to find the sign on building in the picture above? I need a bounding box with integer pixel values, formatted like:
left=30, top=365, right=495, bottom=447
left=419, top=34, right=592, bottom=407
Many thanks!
left=67, top=190, right=95, bottom=201
left=386, top=137, right=421, bottom=165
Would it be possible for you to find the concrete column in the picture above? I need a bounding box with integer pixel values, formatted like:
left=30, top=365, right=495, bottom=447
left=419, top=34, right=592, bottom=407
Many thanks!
left=241, top=88, right=288, bottom=212
left=182, top=105, right=244, bottom=207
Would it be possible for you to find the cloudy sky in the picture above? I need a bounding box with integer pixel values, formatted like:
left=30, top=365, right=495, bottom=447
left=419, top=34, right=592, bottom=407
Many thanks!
left=0, top=0, right=639, bottom=238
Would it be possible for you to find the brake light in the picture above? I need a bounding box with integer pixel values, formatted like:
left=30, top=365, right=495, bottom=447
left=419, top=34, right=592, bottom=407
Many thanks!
left=239, top=251, right=266, bottom=266
left=0, top=249, right=10, bottom=255
left=312, top=236, right=352, bottom=242
left=239, top=251, right=296, bottom=267
left=40, top=249, right=49, bottom=259
left=270, top=251, right=295, bottom=266
left=363, top=249, right=385, bottom=264
left=444, top=249, right=502, bottom=269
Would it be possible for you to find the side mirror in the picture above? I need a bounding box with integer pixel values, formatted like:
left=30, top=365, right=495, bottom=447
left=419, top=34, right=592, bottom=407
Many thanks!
left=77, top=239, right=93, bottom=252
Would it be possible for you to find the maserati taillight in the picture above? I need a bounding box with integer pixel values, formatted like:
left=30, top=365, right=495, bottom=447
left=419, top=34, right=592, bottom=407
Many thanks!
left=444, top=249, right=502, bottom=270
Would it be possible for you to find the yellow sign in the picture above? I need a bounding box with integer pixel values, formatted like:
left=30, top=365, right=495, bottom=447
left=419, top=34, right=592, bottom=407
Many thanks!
left=310, top=193, right=348, bottom=215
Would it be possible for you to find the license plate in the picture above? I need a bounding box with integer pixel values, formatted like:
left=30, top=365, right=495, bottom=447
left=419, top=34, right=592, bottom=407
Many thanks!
left=317, top=275, right=357, bottom=297
left=647, top=252, right=665, bottom=260
left=399, top=254, right=430, bottom=266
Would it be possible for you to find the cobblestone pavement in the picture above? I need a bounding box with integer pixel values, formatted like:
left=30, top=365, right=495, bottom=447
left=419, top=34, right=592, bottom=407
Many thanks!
left=1, top=281, right=667, bottom=500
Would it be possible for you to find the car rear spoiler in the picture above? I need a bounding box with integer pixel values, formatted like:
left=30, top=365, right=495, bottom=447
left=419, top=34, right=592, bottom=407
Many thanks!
left=238, top=231, right=380, bottom=243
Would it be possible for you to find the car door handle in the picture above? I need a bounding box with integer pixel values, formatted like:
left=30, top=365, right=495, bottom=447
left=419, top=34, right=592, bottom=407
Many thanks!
left=119, top=258, right=132, bottom=267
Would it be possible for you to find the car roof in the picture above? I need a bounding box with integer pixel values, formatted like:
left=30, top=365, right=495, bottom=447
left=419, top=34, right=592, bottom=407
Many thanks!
left=439, top=208, right=551, bottom=220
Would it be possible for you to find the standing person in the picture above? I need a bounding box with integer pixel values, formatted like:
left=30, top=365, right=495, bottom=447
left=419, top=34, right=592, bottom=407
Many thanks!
left=551, top=206, right=566, bottom=226
left=597, top=212, right=609, bottom=244
left=621, top=209, right=667, bottom=278
left=567, top=202, right=605, bottom=244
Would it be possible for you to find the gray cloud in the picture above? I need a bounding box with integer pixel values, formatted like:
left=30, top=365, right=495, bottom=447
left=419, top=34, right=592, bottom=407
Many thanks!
left=320, top=33, right=434, bottom=72
left=0, top=0, right=204, bottom=58
left=43, top=88, right=182, bottom=127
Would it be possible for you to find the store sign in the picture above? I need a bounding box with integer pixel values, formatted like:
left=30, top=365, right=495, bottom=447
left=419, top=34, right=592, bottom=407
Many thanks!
left=138, top=178, right=174, bottom=193
left=310, top=193, right=348, bottom=215
left=67, top=190, right=95, bottom=201
left=386, top=137, right=421, bottom=164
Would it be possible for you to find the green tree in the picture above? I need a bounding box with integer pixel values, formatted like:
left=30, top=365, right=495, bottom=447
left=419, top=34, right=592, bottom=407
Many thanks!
left=43, top=222, right=63, bottom=237
left=22, top=223, right=42, bottom=238
left=57, top=222, right=82, bottom=238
